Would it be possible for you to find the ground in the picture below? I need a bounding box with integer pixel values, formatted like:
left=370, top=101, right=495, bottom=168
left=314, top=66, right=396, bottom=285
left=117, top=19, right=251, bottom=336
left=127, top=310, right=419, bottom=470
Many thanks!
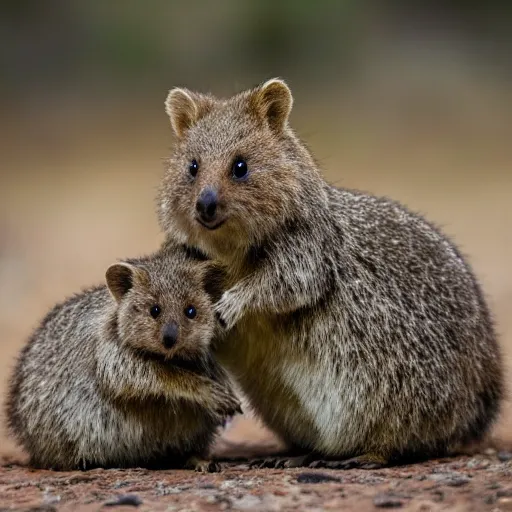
left=2, top=450, right=512, bottom=511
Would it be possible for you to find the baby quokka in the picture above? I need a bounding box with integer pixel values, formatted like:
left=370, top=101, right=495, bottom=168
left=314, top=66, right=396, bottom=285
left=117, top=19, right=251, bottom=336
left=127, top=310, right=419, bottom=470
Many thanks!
left=159, top=78, right=504, bottom=469
left=6, top=243, right=240, bottom=471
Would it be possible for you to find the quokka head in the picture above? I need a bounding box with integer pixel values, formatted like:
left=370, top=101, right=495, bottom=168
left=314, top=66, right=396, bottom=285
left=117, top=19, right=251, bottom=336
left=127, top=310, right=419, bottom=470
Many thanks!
left=158, top=79, right=318, bottom=258
left=106, top=245, right=225, bottom=364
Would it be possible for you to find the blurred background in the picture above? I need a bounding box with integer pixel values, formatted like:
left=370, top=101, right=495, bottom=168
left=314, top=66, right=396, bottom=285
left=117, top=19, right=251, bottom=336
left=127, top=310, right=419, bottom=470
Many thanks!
left=1, top=1, right=511, bottom=459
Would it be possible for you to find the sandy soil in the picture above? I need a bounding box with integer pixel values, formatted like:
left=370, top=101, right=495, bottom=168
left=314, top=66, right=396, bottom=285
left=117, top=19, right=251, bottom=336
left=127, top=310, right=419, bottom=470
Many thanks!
left=0, top=93, right=511, bottom=509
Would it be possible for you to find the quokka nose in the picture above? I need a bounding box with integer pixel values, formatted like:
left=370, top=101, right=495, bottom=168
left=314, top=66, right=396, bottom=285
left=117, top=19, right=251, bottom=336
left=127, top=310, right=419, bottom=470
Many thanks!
left=196, top=188, right=218, bottom=222
left=162, top=322, right=179, bottom=349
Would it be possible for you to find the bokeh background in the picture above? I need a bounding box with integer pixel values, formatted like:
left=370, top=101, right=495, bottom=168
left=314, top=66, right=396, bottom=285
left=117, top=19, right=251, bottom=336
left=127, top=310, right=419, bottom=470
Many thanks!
left=1, top=1, right=511, bottom=458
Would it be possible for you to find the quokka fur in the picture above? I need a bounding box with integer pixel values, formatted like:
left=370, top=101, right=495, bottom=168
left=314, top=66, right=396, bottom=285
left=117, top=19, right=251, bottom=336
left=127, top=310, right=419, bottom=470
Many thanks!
left=6, top=242, right=240, bottom=471
left=158, top=79, right=504, bottom=467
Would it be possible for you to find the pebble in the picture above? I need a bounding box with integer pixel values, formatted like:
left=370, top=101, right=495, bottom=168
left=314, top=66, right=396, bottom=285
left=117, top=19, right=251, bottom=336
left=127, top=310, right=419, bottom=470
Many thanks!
left=297, top=472, right=341, bottom=484
left=104, top=494, right=142, bottom=507
left=497, top=451, right=512, bottom=462
left=484, top=494, right=497, bottom=505
left=431, top=490, right=444, bottom=502
left=198, top=483, right=217, bottom=489
left=466, top=457, right=490, bottom=469
left=428, top=472, right=471, bottom=487
left=373, top=493, right=404, bottom=508
left=42, top=488, right=61, bottom=505
left=113, top=480, right=132, bottom=489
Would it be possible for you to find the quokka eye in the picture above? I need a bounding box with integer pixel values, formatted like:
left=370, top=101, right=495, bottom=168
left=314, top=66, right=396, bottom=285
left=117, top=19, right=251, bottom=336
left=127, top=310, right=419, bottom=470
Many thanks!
left=184, top=305, right=197, bottom=319
left=189, top=159, right=199, bottom=178
left=150, top=305, right=161, bottom=319
left=232, top=157, right=248, bottom=180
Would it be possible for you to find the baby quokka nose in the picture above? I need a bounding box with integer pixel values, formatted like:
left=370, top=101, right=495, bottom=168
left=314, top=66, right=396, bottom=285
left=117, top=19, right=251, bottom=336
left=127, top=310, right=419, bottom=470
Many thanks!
left=196, top=188, right=218, bottom=223
left=162, top=322, right=179, bottom=349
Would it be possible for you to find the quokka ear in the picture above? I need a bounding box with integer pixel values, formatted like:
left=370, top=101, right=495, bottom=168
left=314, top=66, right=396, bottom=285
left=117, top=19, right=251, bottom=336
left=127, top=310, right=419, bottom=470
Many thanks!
left=164, top=88, right=214, bottom=138
left=249, top=78, right=293, bottom=133
left=201, top=262, right=227, bottom=303
left=105, top=263, right=149, bottom=303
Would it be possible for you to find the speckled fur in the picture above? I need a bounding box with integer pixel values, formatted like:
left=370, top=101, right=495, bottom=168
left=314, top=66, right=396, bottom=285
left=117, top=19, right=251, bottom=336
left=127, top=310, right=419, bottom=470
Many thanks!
left=6, top=243, right=239, bottom=470
left=158, top=79, right=504, bottom=461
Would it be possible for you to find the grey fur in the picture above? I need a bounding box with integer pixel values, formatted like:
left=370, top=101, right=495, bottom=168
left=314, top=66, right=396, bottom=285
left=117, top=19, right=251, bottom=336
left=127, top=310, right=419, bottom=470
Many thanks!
left=6, top=243, right=240, bottom=470
left=158, top=79, right=504, bottom=463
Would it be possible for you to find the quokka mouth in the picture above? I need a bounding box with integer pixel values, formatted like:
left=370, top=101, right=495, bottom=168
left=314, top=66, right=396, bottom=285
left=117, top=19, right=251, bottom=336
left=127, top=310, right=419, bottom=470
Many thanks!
left=195, top=216, right=226, bottom=231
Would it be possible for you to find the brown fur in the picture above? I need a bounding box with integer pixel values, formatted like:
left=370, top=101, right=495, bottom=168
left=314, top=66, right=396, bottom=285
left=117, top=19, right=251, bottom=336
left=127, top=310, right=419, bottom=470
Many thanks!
left=6, top=242, right=240, bottom=470
left=158, top=79, right=504, bottom=464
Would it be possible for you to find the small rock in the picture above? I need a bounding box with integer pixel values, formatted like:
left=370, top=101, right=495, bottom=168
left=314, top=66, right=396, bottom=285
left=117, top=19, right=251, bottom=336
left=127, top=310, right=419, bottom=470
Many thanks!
left=113, top=480, right=132, bottom=489
left=497, top=489, right=512, bottom=498
left=373, top=494, right=404, bottom=508
left=205, top=495, right=232, bottom=508
left=42, top=487, right=60, bottom=505
left=431, top=490, right=444, bottom=502
left=484, top=494, right=497, bottom=505
left=297, top=472, right=341, bottom=484
left=198, top=483, right=216, bottom=489
left=447, top=476, right=471, bottom=487
left=428, top=472, right=470, bottom=487
left=65, top=475, right=96, bottom=485
left=497, top=451, right=512, bottom=462
left=466, top=457, right=490, bottom=469
left=104, top=494, right=142, bottom=507
left=155, top=482, right=189, bottom=495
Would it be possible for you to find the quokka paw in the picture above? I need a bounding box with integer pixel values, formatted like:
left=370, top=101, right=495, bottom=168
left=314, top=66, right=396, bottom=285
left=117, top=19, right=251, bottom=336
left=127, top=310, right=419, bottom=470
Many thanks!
left=185, top=456, right=221, bottom=473
left=195, top=459, right=221, bottom=473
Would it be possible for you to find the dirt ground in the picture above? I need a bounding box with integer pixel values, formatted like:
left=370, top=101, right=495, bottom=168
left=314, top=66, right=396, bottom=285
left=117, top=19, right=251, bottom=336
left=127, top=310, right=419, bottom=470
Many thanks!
left=1, top=89, right=511, bottom=509
left=1, top=449, right=512, bottom=511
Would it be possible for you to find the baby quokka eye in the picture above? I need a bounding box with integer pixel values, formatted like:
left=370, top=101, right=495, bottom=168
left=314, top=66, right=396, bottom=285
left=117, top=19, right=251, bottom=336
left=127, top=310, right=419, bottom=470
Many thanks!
left=184, top=305, right=197, bottom=319
left=189, top=159, right=199, bottom=178
left=232, top=157, right=248, bottom=180
left=150, top=305, right=161, bottom=319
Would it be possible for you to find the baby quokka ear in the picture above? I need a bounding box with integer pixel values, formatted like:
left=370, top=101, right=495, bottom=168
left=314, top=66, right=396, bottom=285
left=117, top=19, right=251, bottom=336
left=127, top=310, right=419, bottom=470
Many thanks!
left=165, top=88, right=214, bottom=138
left=105, top=263, right=149, bottom=303
left=249, top=78, right=293, bottom=133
